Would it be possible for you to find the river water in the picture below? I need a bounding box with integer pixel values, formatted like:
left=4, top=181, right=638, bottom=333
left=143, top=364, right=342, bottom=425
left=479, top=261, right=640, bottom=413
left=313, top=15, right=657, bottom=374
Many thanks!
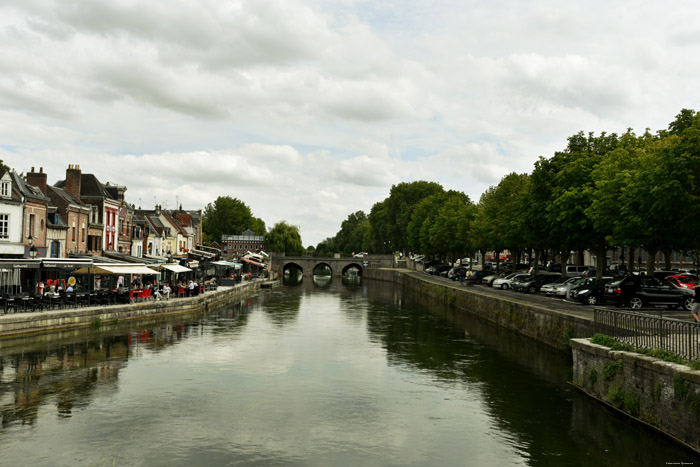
left=0, top=279, right=697, bottom=466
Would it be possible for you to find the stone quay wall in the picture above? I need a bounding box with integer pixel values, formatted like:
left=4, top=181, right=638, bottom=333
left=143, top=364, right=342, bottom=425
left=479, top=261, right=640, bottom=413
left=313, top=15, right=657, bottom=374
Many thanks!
left=571, top=338, right=700, bottom=452
left=364, top=268, right=594, bottom=351
left=0, top=282, right=260, bottom=338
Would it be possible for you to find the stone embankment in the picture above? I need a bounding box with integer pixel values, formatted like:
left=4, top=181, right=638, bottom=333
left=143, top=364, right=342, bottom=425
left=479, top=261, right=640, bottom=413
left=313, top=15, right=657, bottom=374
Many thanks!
left=571, top=338, right=700, bottom=453
left=0, top=281, right=260, bottom=338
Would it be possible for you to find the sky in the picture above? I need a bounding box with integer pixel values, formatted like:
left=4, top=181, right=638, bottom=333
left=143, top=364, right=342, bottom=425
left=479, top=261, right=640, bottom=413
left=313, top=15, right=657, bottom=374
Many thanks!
left=1, top=0, right=700, bottom=247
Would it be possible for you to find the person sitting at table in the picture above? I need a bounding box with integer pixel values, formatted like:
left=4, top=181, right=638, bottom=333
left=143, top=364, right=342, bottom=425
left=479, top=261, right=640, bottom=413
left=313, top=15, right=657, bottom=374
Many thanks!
left=188, top=280, right=195, bottom=296
left=162, top=283, right=171, bottom=300
left=66, top=284, right=74, bottom=293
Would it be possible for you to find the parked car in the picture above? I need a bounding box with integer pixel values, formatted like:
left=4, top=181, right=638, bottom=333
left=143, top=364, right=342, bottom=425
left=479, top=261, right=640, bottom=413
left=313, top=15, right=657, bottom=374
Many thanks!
left=570, top=277, right=614, bottom=305
left=447, top=267, right=466, bottom=281
left=664, top=275, right=697, bottom=290
left=662, top=276, right=696, bottom=311
left=467, top=269, right=497, bottom=284
left=493, top=273, right=529, bottom=290
left=540, top=276, right=570, bottom=296
left=513, top=273, right=561, bottom=294
left=604, top=275, right=684, bottom=309
left=430, top=265, right=451, bottom=276
left=557, top=276, right=589, bottom=298
left=565, top=265, right=592, bottom=276
left=483, top=272, right=507, bottom=287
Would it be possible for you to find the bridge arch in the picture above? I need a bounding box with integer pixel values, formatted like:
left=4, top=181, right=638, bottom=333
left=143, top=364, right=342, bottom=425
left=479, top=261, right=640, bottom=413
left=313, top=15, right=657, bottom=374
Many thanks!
left=282, top=262, right=304, bottom=276
left=312, top=262, right=333, bottom=276
left=342, top=263, right=363, bottom=276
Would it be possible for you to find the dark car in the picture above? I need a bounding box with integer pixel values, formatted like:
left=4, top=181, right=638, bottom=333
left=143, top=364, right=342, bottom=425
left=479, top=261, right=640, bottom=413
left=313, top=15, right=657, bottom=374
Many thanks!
left=431, top=265, right=451, bottom=276
left=604, top=275, right=684, bottom=309
left=513, top=273, right=561, bottom=294
left=448, top=267, right=468, bottom=281
left=468, top=269, right=497, bottom=285
left=570, top=277, right=614, bottom=305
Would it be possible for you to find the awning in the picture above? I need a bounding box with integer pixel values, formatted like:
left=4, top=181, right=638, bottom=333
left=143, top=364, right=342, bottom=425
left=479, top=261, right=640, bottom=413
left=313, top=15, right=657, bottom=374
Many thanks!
left=41, top=259, right=93, bottom=269
left=240, top=257, right=264, bottom=267
left=0, top=259, right=41, bottom=269
left=152, top=263, right=192, bottom=273
left=71, top=263, right=159, bottom=275
left=212, top=261, right=242, bottom=269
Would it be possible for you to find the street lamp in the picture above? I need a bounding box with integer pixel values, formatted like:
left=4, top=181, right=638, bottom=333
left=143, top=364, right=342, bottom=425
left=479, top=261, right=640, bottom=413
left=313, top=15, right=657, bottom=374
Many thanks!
left=29, top=245, right=38, bottom=259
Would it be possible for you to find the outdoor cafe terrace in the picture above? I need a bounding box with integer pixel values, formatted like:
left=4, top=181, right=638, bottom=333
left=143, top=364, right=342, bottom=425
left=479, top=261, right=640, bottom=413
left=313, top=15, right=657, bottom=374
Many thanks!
left=0, top=257, right=224, bottom=314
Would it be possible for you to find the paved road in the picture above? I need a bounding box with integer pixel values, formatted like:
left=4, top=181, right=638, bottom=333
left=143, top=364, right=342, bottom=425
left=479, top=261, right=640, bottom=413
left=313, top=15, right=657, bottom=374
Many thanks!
left=408, top=270, right=695, bottom=323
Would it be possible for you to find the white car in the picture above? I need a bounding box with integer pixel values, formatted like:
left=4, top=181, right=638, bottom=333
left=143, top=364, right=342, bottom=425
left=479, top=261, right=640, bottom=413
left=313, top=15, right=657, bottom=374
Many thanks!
left=493, top=273, right=529, bottom=290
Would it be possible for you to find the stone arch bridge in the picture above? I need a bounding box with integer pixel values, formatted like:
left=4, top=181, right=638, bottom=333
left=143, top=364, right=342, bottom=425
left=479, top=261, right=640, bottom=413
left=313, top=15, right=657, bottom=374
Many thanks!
left=269, top=254, right=394, bottom=279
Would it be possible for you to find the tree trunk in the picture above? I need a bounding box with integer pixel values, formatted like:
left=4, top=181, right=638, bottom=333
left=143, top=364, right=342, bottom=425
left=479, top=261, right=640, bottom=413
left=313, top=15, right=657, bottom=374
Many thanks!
left=578, top=249, right=585, bottom=266
left=596, top=241, right=607, bottom=279
left=645, top=247, right=657, bottom=275
left=664, top=250, right=672, bottom=271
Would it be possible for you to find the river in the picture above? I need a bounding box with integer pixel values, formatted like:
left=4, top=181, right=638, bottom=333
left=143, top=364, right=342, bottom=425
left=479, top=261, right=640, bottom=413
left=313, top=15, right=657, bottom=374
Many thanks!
left=0, top=279, right=697, bottom=466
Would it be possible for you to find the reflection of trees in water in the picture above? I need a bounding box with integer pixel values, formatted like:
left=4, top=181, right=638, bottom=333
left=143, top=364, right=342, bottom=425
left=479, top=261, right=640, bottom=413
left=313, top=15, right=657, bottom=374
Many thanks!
left=363, top=282, right=695, bottom=464
left=259, top=290, right=302, bottom=328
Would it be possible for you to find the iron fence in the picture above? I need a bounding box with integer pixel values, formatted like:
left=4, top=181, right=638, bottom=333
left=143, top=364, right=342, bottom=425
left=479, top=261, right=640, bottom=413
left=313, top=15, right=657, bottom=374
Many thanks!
left=594, top=308, right=700, bottom=361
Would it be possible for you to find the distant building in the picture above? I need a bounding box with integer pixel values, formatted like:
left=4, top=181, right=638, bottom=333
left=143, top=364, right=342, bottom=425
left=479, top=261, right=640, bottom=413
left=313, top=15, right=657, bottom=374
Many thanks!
left=222, top=229, right=265, bottom=257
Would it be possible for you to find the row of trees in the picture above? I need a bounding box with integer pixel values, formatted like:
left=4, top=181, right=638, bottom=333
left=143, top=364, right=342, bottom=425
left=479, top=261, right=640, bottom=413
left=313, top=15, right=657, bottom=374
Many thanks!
left=314, top=109, right=700, bottom=277
left=203, top=196, right=303, bottom=255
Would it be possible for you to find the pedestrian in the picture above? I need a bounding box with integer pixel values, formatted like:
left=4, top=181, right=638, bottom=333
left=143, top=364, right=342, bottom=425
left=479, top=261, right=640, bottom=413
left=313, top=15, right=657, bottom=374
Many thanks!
left=692, top=288, right=700, bottom=324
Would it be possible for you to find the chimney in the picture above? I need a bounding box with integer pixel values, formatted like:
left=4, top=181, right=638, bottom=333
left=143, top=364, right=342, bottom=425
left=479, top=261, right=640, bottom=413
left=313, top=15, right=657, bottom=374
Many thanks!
left=26, top=167, right=48, bottom=196
left=65, top=164, right=82, bottom=199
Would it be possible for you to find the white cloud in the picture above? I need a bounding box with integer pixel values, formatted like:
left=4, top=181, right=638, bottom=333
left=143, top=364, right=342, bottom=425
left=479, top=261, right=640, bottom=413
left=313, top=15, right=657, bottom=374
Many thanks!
left=2, top=0, right=700, bottom=245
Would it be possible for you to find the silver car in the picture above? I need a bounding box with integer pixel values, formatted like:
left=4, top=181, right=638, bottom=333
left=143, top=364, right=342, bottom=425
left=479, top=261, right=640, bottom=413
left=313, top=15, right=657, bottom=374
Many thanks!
left=493, top=273, right=530, bottom=290
left=540, top=276, right=570, bottom=296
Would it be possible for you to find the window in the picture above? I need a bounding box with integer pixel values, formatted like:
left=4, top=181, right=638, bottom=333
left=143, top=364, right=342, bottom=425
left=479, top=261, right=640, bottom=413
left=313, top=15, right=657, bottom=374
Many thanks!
left=72, top=221, right=76, bottom=242
left=28, top=213, right=35, bottom=238
left=1, top=182, right=9, bottom=197
left=0, top=214, right=8, bottom=239
left=82, top=226, right=86, bottom=243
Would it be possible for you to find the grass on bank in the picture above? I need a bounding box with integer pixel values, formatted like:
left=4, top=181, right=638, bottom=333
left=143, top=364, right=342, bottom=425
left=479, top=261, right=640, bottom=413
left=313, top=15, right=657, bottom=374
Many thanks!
left=590, top=334, right=700, bottom=371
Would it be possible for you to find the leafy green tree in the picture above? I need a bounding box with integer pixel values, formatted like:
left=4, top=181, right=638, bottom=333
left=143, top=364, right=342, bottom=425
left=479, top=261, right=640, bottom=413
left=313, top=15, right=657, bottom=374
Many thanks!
left=547, top=132, right=618, bottom=277
left=428, top=191, right=475, bottom=262
left=203, top=196, right=262, bottom=244
left=370, top=181, right=444, bottom=254
left=334, top=211, right=371, bottom=254
left=265, top=221, right=303, bottom=254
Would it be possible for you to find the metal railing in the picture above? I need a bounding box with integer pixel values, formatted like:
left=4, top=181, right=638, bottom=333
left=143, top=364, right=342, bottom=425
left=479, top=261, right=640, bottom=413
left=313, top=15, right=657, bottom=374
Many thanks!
left=594, top=308, right=700, bottom=361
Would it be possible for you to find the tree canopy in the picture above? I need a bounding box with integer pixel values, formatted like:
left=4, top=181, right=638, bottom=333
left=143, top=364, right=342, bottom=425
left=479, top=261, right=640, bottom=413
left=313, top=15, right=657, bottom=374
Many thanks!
left=265, top=221, right=304, bottom=255
left=202, top=196, right=265, bottom=245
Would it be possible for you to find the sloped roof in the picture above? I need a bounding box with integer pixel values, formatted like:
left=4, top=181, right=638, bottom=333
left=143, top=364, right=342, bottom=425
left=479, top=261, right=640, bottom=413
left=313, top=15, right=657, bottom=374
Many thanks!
left=55, top=173, right=110, bottom=198
left=10, top=171, right=50, bottom=202
left=48, top=185, right=87, bottom=208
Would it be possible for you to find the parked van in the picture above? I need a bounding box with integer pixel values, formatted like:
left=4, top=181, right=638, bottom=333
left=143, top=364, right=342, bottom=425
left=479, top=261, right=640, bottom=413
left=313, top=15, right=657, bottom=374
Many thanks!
left=565, top=265, right=591, bottom=275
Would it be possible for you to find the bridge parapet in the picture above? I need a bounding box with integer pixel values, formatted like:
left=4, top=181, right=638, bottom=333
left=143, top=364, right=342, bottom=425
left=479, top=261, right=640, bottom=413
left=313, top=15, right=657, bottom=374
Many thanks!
left=269, top=254, right=394, bottom=278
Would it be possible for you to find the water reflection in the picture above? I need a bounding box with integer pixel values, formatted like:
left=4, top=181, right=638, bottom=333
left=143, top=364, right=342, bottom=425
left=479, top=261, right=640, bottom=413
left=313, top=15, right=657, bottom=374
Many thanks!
left=0, top=281, right=697, bottom=465
left=0, top=299, right=255, bottom=431
left=361, top=284, right=698, bottom=465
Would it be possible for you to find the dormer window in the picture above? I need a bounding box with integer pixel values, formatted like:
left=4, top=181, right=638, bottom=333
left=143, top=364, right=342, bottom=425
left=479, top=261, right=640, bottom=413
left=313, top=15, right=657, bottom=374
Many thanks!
left=0, top=173, right=11, bottom=199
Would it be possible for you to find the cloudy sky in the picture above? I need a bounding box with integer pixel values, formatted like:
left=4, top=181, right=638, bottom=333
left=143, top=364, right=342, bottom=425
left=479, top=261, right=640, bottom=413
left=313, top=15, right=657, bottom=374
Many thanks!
left=2, top=1, right=699, bottom=247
